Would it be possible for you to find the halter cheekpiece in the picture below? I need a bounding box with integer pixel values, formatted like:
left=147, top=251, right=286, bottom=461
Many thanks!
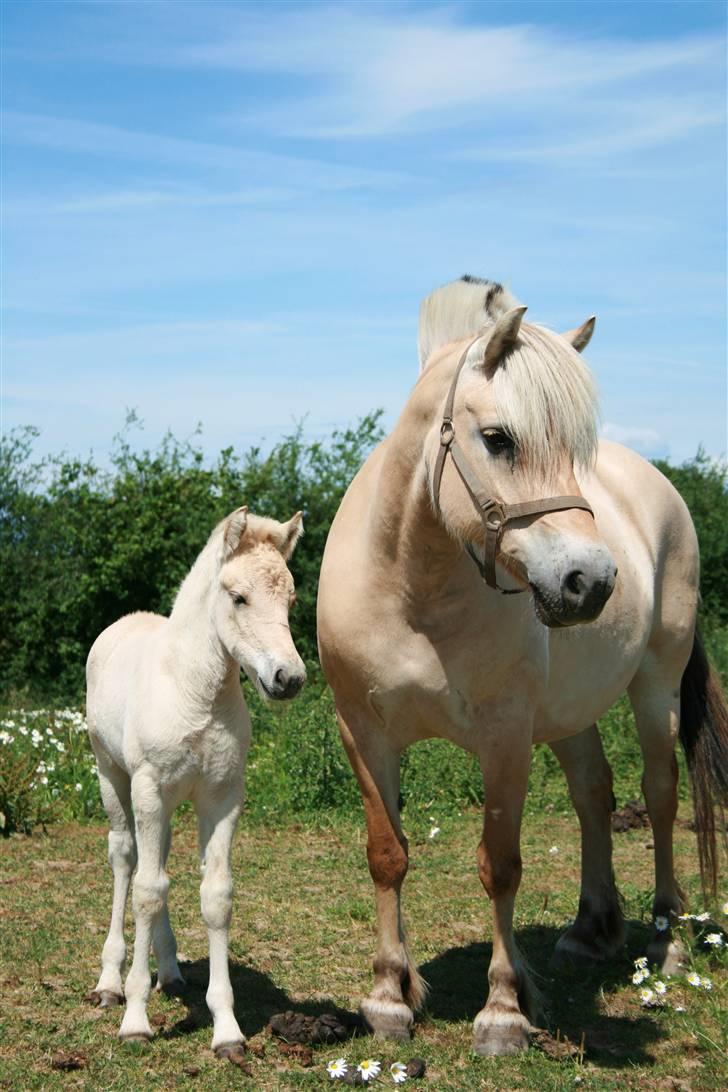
left=432, top=337, right=594, bottom=593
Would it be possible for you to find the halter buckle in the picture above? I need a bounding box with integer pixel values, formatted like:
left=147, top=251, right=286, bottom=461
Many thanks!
left=440, top=420, right=454, bottom=446
left=483, top=501, right=506, bottom=532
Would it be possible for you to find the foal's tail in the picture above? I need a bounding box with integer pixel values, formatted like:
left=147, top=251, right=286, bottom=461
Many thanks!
left=679, top=631, right=728, bottom=898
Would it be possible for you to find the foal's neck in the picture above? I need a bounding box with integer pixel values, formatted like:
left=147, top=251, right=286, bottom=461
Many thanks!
left=168, top=545, right=239, bottom=709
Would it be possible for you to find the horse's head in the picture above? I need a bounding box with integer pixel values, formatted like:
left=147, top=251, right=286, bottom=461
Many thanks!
left=426, top=306, right=616, bottom=627
left=214, top=507, right=306, bottom=698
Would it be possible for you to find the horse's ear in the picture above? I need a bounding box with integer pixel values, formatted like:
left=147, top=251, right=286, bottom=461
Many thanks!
left=279, top=511, right=304, bottom=561
left=222, top=506, right=248, bottom=559
left=563, top=316, right=596, bottom=353
left=468, top=306, right=527, bottom=376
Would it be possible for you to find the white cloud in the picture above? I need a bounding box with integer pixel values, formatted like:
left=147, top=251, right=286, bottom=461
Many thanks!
left=600, top=421, right=662, bottom=454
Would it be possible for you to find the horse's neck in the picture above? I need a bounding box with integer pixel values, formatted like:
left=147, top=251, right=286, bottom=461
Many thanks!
left=167, top=546, right=238, bottom=707
left=373, top=424, right=464, bottom=601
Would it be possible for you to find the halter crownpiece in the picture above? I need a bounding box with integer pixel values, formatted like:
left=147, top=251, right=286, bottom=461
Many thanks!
left=432, top=336, right=594, bottom=593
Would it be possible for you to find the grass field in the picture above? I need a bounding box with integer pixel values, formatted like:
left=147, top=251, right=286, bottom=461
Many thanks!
left=1, top=804, right=726, bottom=1091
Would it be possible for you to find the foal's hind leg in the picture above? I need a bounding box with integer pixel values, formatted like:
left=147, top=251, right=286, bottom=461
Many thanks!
left=550, top=726, right=625, bottom=965
left=196, top=786, right=245, bottom=1055
left=152, top=821, right=185, bottom=995
left=119, top=772, right=173, bottom=1042
left=629, top=661, right=686, bottom=974
left=92, top=751, right=137, bottom=1008
left=339, top=711, right=425, bottom=1041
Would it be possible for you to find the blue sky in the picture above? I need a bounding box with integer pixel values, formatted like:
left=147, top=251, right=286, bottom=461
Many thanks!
left=2, top=0, right=726, bottom=464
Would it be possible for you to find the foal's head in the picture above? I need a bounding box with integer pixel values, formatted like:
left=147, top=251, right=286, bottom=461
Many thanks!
left=424, top=306, right=616, bottom=626
left=214, top=508, right=306, bottom=699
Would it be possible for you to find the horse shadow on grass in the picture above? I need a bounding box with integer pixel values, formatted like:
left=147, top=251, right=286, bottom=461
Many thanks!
left=419, top=920, right=667, bottom=1069
left=159, top=958, right=361, bottom=1043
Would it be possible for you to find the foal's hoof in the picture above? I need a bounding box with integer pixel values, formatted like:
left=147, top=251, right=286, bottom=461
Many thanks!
left=473, top=1024, right=531, bottom=1056
left=86, top=989, right=124, bottom=1008
left=215, top=1043, right=249, bottom=1068
left=160, top=977, right=186, bottom=998
left=360, top=998, right=413, bottom=1041
left=647, top=936, right=686, bottom=977
left=552, top=934, right=611, bottom=967
left=120, top=1033, right=152, bottom=1047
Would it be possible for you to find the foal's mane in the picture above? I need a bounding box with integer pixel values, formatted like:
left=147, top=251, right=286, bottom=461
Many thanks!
left=418, top=276, right=599, bottom=473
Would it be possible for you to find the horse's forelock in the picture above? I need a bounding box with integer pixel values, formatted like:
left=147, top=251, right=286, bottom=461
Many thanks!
left=491, top=324, right=599, bottom=476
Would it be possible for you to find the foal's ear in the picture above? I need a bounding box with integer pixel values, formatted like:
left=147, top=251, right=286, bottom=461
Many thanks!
left=222, top=506, right=248, bottom=558
left=278, top=511, right=304, bottom=561
left=563, top=315, right=596, bottom=353
left=468, top=306, right=528, bottom=376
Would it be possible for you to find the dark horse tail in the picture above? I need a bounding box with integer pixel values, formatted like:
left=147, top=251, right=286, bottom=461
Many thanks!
left=679, top=631, right=728, bottom=898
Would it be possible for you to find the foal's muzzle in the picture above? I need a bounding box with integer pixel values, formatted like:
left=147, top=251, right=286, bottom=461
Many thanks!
left=532, top=563, right=617, bottom=628
left=261, top=666, right=306, bottom=701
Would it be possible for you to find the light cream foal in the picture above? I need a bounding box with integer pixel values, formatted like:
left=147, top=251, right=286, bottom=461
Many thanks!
left=87, top=507, right=305, bottom=1055
left=318, top=277, right=727, bottom=1055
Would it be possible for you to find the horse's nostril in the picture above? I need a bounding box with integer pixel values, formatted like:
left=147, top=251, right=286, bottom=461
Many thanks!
left=564, top=570, right=585, bottom=598
left=274, top=667, right=287, bottom=689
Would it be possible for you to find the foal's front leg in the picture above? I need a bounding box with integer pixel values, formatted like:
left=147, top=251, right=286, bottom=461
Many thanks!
left=196, top=787, right=245, bottom=1056
left=474, top=731, right=537, bottom=1056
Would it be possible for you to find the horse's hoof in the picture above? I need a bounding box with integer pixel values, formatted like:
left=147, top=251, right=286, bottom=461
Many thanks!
left=552, top=935, right=610, bottom=967
left=86, top=989, right=124, bottom=1008
left=360, top=998, right=413, bottom=1041
left=647, top=936, right=686, bottom=976
left=160, top=977, right=186, bottom=998
left=120, top=1033, right=152, bottom=1047
left=473, top=1024, right=531, bottom=1056
left=215, top=1043, right=249, bottom=1068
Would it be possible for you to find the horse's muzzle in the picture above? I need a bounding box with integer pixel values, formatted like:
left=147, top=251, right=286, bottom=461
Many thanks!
left=532, top=564, right=617, bottom=628
left=261, top=666, right=306, bottom=700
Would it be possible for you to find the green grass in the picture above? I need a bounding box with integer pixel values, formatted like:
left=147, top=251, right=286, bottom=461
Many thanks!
left=1, top=808, right=726, bottom=1090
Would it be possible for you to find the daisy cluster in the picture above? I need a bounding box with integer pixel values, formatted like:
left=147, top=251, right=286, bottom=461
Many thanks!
left=631, top=902, right=727, bottom=1009
left=326, top=1058, right=409, bottom=1083
left=0, top=708, right=101, bottom=830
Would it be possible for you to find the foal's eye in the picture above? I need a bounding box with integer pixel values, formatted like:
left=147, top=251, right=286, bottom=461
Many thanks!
left=482, top=429, right=515, bottom=456
left=232, top=594, right=248, bottom=607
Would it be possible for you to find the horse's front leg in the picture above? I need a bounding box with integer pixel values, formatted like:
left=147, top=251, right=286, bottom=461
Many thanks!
left=550, top=725, right=625, bottom=964
left=474, top=729, right=537, bottom=1056
left=119, top=771, right=172, bottom=1042
left=338, top=711, right=426, bottom=1041
left=196, top=787, right=245, bottom=1056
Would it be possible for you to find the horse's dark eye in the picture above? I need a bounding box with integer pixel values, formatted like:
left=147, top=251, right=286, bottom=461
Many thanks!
left=482, top=429, right=515, bottom=456
left=233, top=594, right=248, bottom=607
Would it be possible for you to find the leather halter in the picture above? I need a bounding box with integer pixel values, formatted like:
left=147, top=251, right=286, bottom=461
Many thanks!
left=432, top=338, right=594, bottom=593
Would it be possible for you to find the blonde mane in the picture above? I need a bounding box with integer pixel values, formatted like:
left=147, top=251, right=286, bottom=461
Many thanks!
left=419, top=276, right=599, bottom=472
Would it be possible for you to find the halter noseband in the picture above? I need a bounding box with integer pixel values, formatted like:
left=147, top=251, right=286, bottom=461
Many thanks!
left=432, top=338, right=594, bottom=594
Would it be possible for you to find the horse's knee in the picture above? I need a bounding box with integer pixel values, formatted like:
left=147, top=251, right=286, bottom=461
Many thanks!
left=132, top=873, right=168, bottom=919
left=109, top=830, right=136, bottom=871
left=478, top=843, right=522, bottom=898
left=201, top=876, right=233, bottom=931
left=367, top=832, right=408, bottom=889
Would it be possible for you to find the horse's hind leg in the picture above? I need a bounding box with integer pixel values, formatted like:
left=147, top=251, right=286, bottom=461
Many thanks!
left=550, top=725, right=625, bottom=965
left=91, top=750, right=137, bottom=1007
left=338, top=710, right=425, bottom=1041
left=152, top=820, right=185, bottom=995
left=629, top=660, right=685, bottom=973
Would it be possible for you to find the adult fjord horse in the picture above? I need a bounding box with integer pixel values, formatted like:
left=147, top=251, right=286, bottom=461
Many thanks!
left=317, top=276, right=728, bottom=1055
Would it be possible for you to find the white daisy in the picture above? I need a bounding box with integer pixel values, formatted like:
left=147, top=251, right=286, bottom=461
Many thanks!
left=634, top=956, right=649, bottom=969
left=357, top=1059, right=382, bottom=1081
left=701, top=977, right=712, bottom=991
left=640, top=987, right=655, bottom=1005
left=705, top=933, right=723, bottom=947
left=390, top=1061, right=408, bottom=1084
left=429, top=826, right=440, bottom=839
left=326, top=1058, right=348, bottom=1079
left=632, top=970, right=648, bottom=985
left=653, top=915, right=669, bottom=932
left=694, top=912, right=710, bottom=922
left=722, top=901, right=728, bottom=916
left=549, top=846, right=559, bottom=855
left=686, top=971, right=701, bottom=987
left=653, top=980, right=667, bottom=995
